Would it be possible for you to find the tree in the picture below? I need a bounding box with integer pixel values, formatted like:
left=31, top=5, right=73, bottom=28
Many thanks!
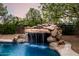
left=0, top=3, right=8, bottom=23
left=25, top=8, right=42, bottom=26
left=40, top=3, right=79, bottom=24
left=41, top=3, right=66, bottom=24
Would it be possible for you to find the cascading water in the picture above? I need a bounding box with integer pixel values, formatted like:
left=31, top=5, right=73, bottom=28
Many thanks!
left=35, top=33, right=37, bottom=44
left=42, top=33, right=44, bottom=45
left=28, top=32, right=50, bottom=45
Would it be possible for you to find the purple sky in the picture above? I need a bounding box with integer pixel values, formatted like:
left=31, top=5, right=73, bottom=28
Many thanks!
left=4, top=3, right=40, bottom=18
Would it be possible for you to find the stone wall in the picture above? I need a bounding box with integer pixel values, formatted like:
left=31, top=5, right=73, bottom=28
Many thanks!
left=13, top=24, right=65, bottom=46
left=46, top=25, right=65, bottom=48
left=25, top=24, right=65, bottom=46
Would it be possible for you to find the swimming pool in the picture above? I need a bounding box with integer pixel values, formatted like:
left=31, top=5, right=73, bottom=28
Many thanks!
left=0, top=42, right=60, bottom=56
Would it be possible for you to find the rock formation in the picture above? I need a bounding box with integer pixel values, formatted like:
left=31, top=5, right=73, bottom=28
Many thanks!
left=15, top=23, right=65, bottom=48
left=46, top=25, right=65, bottom=48
left=13, top=34, right=26, bottom=43
left=47, top=36, right=56, bottom=42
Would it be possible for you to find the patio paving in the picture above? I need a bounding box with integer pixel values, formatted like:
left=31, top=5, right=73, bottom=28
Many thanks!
left=62, top=35, right=79, bottom=54
left=57, top=42, right=79, bottom=56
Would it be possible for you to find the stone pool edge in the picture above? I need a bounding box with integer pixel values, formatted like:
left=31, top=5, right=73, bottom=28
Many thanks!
left=50, top=42, right=79, bottom=56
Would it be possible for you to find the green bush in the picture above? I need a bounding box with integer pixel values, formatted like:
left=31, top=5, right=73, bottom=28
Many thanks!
left=0, top=23, right=17, bottom=34
left=26, top=19, right=42, bottom=27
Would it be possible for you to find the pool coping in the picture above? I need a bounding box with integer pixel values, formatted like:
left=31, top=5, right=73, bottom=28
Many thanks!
left=0, top=39, right=12, bottom=42
left=51, top=42, right=79, bottom=56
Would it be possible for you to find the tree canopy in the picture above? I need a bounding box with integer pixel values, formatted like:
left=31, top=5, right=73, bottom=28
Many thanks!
left=0, top=3, right=8, bottom=23
left=0, top=3, right=8, bottom=16
left=25, top=8, right=42, bottom=26
left=40, top=3, right=79, bottom=24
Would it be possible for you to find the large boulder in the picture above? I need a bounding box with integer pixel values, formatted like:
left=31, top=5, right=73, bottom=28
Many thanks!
left=56, top=30, right=62, bottom=40
left=43, top=25, right=56, bottom=31
left=47, top=36, right=56, bottom=42
left=51, top=28, right=58, bottom=37
left=58, top=40, right=65, bottom=45
left=16, top=38, right=26, bottom=43
left=13, top=34, right=26, bottom=43
left=49, top=42, right=58, bottom=47
left=58, top=29, right=62, bottom=33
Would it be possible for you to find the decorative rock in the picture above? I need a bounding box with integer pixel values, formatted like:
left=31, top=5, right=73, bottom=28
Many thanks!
left=17, top=38, right=25, bottom=43
left=43, top=25, right=56, bottom=31
left=49, top=42, right=58, bottom=47
left=12, top=35, right=18, bottom=42
left=13, top=37, right=17, bottom=43
left=14, top=35, right=18, bottom=39
left=47, top=36, right=56, bottom=42
left=24, top=24, right=63, bottom=46
left=51, top=28, right=58, bottom=37
left=33, top=26, right=37, bottom=28
left=25, top=29, right=50, bottom=33
left=42, top=23, right=48, bottom=26
left=36, top=25, right=43, bottom=29
left=58, top=40, right=65, bottom=45
left=26, top=26, right=32, bottom=29
left=58, top=29, right=62, bottom=33
left=18, top=34, right=26, bottom=39
left=56, top=31, right=62, bottom=40
left=13, top=34, right=26, bottom=43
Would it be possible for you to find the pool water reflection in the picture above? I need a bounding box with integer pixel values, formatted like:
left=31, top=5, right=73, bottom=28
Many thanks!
left=0, top=43, right=60, bottom=56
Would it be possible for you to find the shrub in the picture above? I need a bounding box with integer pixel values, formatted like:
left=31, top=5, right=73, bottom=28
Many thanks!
left=26, top=19, right=42, bottom=27
left=0, top=23, right=17, bottom=34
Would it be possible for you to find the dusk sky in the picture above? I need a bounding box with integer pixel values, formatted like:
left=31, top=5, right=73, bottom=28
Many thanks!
left=4, top=3, right=40, bottom=18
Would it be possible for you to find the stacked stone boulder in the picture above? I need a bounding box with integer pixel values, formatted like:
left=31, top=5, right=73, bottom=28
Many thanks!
left=13, top=34, right=26, bottom=43
left=46, top=25, right=65, bottom=48
left=15, top=23, right=65, bottom=47
left=24, top=24, right=65, bottom=45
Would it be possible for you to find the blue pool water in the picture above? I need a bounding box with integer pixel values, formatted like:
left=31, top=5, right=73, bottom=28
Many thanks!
left=0, top=43, right=60, bottom=56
